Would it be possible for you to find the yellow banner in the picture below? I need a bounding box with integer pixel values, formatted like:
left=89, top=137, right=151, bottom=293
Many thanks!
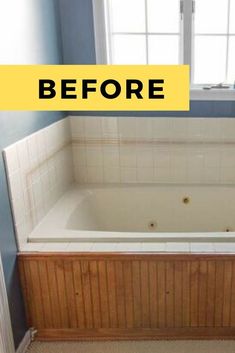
left=0, top=65, right=189, bottom=111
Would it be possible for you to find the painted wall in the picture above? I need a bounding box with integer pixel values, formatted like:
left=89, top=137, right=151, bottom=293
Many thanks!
left=0, top=0, right=65, bottom=348
left=58, top=0, right=235, bottom=117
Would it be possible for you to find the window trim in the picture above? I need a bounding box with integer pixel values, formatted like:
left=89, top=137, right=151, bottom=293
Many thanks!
left=92, top=0, right=235, bottom=101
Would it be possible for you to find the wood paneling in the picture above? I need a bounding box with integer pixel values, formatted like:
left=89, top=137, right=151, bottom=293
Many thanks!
left=18, top=253, right=235, bottom=340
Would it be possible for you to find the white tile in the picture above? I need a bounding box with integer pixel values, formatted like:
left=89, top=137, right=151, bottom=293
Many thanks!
left=74, top=165, right=88, bottom=183
left=220, top=119, right=235, bottom=141
left=118, top=117, right=136, bottom=139
left=20, top=243, right=45, bottom=252
left=116, top=242, right=142, bottom=252
left=136, top=118, right=153, bottom=139
left=16, top=139, right=30, bottom=172
left=166, top=242, right=190, bottom=252
left=40, top=243, right=70, bottom=252
left=67, top=242, right=93, bottom=251
left=11, top=197, right=26, bottom=225
left=152, top=119, right=173, bottom=140
left=187, top=118, right=202, bottom=140
left=72, top=146, right=87, bottom=167
left=214, top=242, right=235, bottom=253
left=154, top=167, right=172, bottom=183
left=137, top=147, right=153, bottom=167
left=171, top=167, right=187, bottom=183
left=120, top=167, right=137, bottom=183
left=142, top=242, right=166, bottom=252
left=102, top=117, right=118, bottom=138
left=4, top=145, right=19, bottom=174
left=87, top=166, right=104, bottom=183
left=91, top=243, right=117, bottom=251
left=104, top=167, right=121, bottom=183
left=8, top=170, right=24, bottom=200
left=200, top=118, right=221, bottom=141
left=120, top=146, right=137, bottom=167
left=220, top=167, right=235, bottom=184
left=84, top=117, right=102, bottom=138
left=103, top=146, right=119, bottom=167
left=204, top=167, right=220, bottom=184
left=171, top=119, right=189, bottom=139
left=153, top=147, right=171, bottom=168
left=70, top=117, right=85, bottom=138
left=137, top=168, right=154, bottom=183
left=86, top=146, right=103, bottom=167
left=190, top=242, right=215, bottom=253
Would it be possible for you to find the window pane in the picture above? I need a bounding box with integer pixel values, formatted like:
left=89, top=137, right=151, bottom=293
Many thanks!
left=148, top=35, right=179, bottom=64
left=112, top=35, right=146, bottom=64
left=109, top=0, right=145, bottom=33
left=194, top=0, right=228, bottom=34
left=147, top=0, right=180, bottom=33
left=227, top=37, right=235, bottom=84
left=229, top=0, right=235, bottom=34
left=194, top=36, right=227, bottom=84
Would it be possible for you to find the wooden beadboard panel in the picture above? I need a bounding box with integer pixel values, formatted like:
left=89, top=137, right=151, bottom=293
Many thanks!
left=18, top=253, right=235, bottom=340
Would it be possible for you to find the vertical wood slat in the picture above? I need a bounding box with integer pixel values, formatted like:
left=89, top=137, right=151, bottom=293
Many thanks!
left=214, top=261, right=224, bottom=327
left=80, top=261, right=94, bottom=329
left=149, top=261, right=158, bottom=328
left=55, top=260, right=69, bottom=328
left=230, top=262, right=235, bottom=327
left=166, top=262, right=174, bottom=328
left=29, top=261, right=45, bottom=329
left=46, top=260, right=62, bottom=328
left=174, top=261, right=182, bottom=328
left=198, top=261, right=207, bottom=327
left=123, top=261, right=134, bottom=328
left=106, top=261, right=118, bottom=328
left=18, top=254, right=235, bottom=338
left=206, top=261, right=216, bottom=327
left=97, top=261, right=110, bottom=328
left=89, top=261, right=101, bottom=328
left=190, top=261, right=199, bottom=327
left=182, top=261, right=190, bottom=327
left=73, top=260, right=86, bottom=329
left=18, top=261, right=32, bottom=326
left=157, top=261, right=166, bottom=328
left=132, top=261, right=142, bottom=328
left=140, top=261, right=150, bottom=327
left=63, top=261, right=78, bottom=328
left=115, top=261, right=126, bottom=328
left=222, top=261, right=232, bottom=327
left=37, top=261, right=53, bottom=328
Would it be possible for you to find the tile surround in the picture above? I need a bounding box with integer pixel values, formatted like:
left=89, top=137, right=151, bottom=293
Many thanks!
left=4, top=115, right=235, bottom=250
left=71, top=116, right=235, bottom=185
left=3, top=119, right=74, bottom=250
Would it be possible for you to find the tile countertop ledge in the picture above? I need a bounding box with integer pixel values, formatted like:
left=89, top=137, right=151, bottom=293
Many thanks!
left=19, top=242, right=235, bottom=254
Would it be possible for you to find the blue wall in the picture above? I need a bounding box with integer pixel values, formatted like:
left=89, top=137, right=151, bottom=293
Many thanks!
left=58, top=0, right=235, bottom=117
left=0, top=0, right=65, bottom=348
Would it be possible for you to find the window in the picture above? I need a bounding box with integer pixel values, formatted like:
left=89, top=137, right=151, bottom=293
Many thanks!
left=93, top=0, right=235, bottom=99
left=193, top=0, right=235, bottom=85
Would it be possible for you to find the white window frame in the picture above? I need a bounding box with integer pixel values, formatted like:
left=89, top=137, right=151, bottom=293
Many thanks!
left=92, top=0, right=235, bottom=101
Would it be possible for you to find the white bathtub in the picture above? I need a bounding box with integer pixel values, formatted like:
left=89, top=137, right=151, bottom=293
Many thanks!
left=29, top=184, right=235, bottom=243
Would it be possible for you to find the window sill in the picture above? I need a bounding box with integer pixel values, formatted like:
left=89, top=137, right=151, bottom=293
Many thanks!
left=190, top=88, right=235, bottom=101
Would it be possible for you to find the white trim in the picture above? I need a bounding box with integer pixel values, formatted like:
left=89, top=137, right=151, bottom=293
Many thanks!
left=92, top=0, right=108, bottom=64
left=0, top=255, right=15, bottom=353
left=16, top=330, right=31, bottom=353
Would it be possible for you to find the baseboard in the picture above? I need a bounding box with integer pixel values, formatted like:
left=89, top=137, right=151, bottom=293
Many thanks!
left=35, top=328, right=235, bottom=341
left=16, top=330, right=31, bottom=353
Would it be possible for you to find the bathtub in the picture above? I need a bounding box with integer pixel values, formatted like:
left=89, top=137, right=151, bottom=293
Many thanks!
left=29, top=183, right=235, bottom=243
